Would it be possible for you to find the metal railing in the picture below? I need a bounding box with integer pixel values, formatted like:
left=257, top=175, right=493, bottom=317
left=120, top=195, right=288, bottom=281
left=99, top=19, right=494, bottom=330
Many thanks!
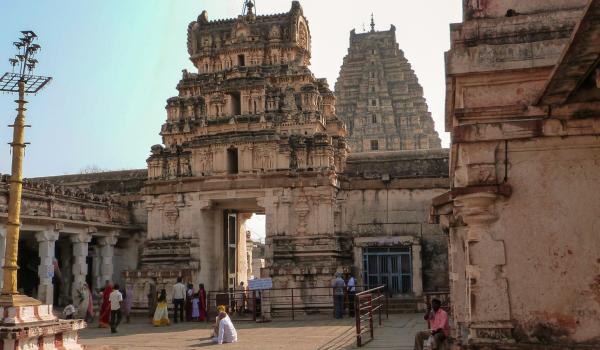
left=355, top=285, right=388, bottom=347
left=206, top=285, right=386, bottom=323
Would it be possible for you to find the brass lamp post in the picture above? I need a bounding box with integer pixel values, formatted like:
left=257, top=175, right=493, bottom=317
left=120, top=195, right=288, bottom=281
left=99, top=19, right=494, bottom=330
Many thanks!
left=0, top=31, right=51, bottom=306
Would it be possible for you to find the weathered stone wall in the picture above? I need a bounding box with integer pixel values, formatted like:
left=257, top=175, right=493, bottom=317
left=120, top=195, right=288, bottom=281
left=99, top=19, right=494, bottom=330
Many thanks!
left=491, top=137, right=600, bottom=343
left=438, top=0, right=600, bottom=347
left=341, top=150, right=450, bottom=294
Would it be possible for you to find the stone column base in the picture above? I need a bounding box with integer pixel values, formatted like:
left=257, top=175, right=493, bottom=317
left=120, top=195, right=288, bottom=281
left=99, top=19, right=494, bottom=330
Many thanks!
left=0, top=304, right=86, bottom=350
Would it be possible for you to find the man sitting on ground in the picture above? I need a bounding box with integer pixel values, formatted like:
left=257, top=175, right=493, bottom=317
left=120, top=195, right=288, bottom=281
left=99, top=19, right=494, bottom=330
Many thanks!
left=212, top=307, right=238, bottom=345
left=414, top=298, right=448, bottom=350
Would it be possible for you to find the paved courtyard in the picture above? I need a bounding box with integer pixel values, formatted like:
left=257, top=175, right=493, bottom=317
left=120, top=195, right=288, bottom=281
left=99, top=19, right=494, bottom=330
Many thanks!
left=80, top=313, right=425, bottom=349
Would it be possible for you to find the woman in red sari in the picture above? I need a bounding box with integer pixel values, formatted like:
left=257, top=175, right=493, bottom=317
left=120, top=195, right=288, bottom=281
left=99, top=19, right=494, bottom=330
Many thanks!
left=198, top=283, right=207, bottom=321
left=98, top=281, right=113, bottom=328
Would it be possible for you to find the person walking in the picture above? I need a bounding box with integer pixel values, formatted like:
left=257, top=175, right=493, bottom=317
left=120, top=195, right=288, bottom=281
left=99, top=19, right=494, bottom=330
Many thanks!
left=185, top=283, right=194, bottom=321
left=153, top=289, right=171, bottom=326
left=172, top=277, right=186, bottom=323
left=198, top=284, right=207, bottom=322
left=99, top=281, right=113, bottom=328
left=331, top=272, right=345, bottom=319
left=347, top=273, right=356, bottom=317
left=109, top=284, right=124, bottom=334
left=123, top=284, right=133, bottom=323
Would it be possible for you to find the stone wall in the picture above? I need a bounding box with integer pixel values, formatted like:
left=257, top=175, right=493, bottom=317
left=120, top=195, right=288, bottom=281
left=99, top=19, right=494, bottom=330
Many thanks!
left=436, top=0, right=600, bottom=347
left=341, top=149, right=450, bottom=294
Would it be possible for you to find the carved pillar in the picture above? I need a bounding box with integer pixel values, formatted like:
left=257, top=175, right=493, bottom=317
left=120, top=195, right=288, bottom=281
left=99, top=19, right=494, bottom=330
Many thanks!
left=70, top=231, right=92, bottom=299
left=455, top=192, right=512, bottom=342
left=35, top=230, right=59, bottom=305
left=98, top=235, right=118, bottom=284
left=91, top=245, right=101, bottom=291
left=411, top=242, right=423, bottom=297
left=0, top=226, right=6, bottom=290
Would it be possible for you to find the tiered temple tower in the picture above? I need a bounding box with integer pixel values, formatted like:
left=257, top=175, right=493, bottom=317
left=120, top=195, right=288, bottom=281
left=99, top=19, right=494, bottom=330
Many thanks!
left=335, top=19, right=441, bottom=152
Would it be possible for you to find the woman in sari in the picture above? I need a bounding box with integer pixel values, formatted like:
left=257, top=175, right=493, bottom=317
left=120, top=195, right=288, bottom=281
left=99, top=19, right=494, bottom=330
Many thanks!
left=198, top=284, right=207, bottom=322
left=124, top=284, right=134, bottom=323
left=98, top=281, right=113, bottom=328
left=185, top=284, right=193, bottom=322
left=76, top=282, right=93, bottom=322
left=153, top=289, right=170, bottom=326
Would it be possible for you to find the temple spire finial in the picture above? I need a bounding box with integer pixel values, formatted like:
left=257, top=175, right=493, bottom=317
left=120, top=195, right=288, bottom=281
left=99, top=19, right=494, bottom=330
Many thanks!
left=243, top=0, right=256, bottom=16
left=370, top=13, right=375, bottom=32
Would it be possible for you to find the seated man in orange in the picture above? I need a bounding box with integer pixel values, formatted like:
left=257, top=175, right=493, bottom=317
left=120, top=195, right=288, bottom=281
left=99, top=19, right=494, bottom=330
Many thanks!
left=414, top=299, right=449, bottom=350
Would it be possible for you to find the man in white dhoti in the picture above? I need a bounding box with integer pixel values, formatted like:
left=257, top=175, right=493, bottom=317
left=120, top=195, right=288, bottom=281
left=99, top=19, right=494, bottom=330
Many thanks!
left=212, top=310, right=238, bottom=345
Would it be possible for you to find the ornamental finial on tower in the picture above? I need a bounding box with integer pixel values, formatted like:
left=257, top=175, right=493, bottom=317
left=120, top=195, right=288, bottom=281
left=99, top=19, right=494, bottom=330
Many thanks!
left=370, top=13, right=375, bottom=32
left=243, top=0, right=256, bottom=16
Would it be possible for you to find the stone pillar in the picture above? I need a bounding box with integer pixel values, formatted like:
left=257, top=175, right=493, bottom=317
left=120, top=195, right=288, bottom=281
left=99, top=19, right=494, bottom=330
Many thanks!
left=91, top=246, right=101, bottom=291
left=455, top=192, right=513, bottom=342
left=411, top=242, right=423, bottom=297
left=237, top=213, right=252, bottom=285
left=35, top=230, right=59, bottom=305
left=98, top=235, right=118, bottom=285
left=70, top=232, right=92, bottom=299
left=0, top=226, right=6, bottom=290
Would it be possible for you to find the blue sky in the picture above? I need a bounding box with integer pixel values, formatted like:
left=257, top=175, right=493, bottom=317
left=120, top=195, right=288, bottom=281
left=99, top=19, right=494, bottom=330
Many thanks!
left=0, top=1, right=461, bottom=177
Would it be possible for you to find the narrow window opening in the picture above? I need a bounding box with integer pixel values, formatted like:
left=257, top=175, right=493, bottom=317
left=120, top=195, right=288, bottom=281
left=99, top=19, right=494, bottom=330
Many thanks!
left=227, top=147, right=239, bottom=174
left=253, top=100, right=258, bottom=114
left=238, top=54, right=245, bottom=67
left=372, top=114, right=377, bottom=123
left=370, top=140, right=379, bottom=151
left=371, top=100, right=377, bottom=107
left=230, top=92, right=241, bottom=116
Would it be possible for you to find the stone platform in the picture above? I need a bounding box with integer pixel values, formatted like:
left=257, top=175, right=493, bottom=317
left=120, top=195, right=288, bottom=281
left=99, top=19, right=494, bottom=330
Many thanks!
left=0, top=303, right=86, bottom=350
left=79, top=313, right=425, bottom=349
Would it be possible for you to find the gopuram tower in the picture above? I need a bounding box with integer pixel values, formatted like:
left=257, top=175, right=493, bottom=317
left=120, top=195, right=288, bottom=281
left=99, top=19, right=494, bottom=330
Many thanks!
left=137, top=1, right=349, bottom=300
left=335, top=17, right=441, bottom=152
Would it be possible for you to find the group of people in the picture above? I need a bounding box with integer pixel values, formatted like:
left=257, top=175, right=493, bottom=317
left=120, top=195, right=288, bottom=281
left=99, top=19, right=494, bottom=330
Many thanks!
left=98, top=282, right=132, bottom=333
left=147, top=277, right=208, bottom=326
left=331, top=272, right=356, bottom=319
left=62, top=281, right=99, bottom=321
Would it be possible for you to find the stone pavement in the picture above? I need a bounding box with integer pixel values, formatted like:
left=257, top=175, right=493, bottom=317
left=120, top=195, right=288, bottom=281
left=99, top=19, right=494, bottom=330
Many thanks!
left=80, top=313, right=425, bottom=350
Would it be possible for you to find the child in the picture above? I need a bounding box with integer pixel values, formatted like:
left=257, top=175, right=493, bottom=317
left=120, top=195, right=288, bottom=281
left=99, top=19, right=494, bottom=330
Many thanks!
left=63, top=300, right=77, bottom=320
left=191, top=292, right=200, bottom=321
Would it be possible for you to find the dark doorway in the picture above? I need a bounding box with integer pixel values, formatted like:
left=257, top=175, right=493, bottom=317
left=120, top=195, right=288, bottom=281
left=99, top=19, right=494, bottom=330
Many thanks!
left=17, top=234, right=40, bottom=298
left=238, top=54, right=245, bottom=67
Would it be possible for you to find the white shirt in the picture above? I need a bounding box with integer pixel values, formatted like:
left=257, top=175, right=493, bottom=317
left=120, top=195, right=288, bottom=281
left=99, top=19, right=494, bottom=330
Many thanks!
left=217, top=315, right=238, bottom=344
left=347, top=277, right=356, bottom=292
left=173, top=283, right=186, bottom=300
left=109, top=290, right=123, bottom=310
left=63, top=304, right=76, bottom=316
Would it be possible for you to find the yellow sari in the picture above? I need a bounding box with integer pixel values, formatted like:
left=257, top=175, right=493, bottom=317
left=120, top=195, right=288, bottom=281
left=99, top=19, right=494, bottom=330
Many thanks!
left=153, top=301, right=170, bottom=326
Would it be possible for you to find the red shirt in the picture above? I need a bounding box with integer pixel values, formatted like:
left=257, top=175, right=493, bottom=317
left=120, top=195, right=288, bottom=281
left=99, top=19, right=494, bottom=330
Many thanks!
left=428, top=308, right=449, bottom=336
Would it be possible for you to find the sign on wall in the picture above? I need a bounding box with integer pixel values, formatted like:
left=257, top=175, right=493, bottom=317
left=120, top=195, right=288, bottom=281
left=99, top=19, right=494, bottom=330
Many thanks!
left=248, top=278, right=273, bottom=291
